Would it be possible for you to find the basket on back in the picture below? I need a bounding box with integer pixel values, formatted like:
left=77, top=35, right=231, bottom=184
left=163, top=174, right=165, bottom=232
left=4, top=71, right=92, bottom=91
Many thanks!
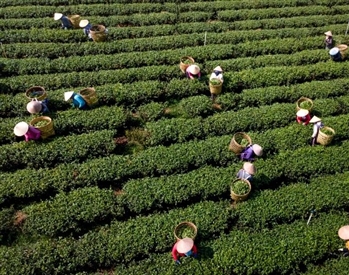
left=337, top=44, right=348, bottom=59
left=317, top=126, right=335, bottom=146
left=29, top=116, right=55, bottom=139
left=25, top=86, right=47, bottom=101
left=174, top=221, right=197, bottom=241
left=209, top=78, right=223, bottom=95
left=79, top=87, right=98, bottom=106
left=230, top=178, right=251, bottom=202
left=90, top=25, right=107, bottom=42
left=68, top=15, right=81, bottom=29
left=179, top=56, right=195, bottom=73
left=229, top=132, right=252, bottom=155
left=296, top=97, right=313, bottom=112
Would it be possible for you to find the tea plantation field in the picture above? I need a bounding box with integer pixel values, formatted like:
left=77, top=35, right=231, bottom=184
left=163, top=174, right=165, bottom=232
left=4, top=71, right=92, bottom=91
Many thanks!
left=1, top=0, right=349, bottom=274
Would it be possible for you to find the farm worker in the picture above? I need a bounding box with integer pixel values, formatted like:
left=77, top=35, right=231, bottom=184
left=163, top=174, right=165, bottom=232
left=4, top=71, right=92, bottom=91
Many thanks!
left=186, top=65, right=201, bottom=79
left=79, top=19, right=92, bottom=39
left=296, top=109, right=311, bottom=125
left=172, top=237, right=198, bottom=264
left=54, top=13, right=73, bottom=30
left=237, top=162, right=256, bottom=182
left=64, top=91, right=88, bottom=110
left=210, top=66, right=223, bottom=82
left=26, top=99, right=49, bottom=114
left=338, top=225, right=349, bottom=257
left=324, top=31, right=334, bottom=50
left=309, top=116, right=324, bottom=146
left=240, top=144, right=263, bottom=162
left=13, top=122, right=41, bottom=142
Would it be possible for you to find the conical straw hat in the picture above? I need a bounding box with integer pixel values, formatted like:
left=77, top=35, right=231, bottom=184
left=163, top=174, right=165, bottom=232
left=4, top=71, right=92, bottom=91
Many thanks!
left=79, top=19, right=89, bottom=28
left=252, top=144, right=263, bottom=156
left=64, top=91, right=74, bottom=101
left=213, top=66, right=223, bottom=72
left=296, top=109, right=309, bottom=117
left=54, top=13, right=63, bottom=21
left=324, top=31, right=332, bottom=36
left=14, top=122, right=29, bottom=136
left=26, top=100, right=42, bottom=114
left=338, top=225, right=349, bottom=240
left=309, top=116, right=321, bottom=124
left=188, top=65, right=200, bottom=75
left=177, top=237, right=194, bottom=254
left=243, top=162, right=256, bottom=175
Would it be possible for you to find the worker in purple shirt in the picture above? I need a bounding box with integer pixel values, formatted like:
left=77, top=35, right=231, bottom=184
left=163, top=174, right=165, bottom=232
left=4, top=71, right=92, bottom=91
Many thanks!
left=324, top=31, right=334, bottom=50
left=186, top=65, right=201, bottom=79
left=14, top=122, right=41, bottom=142
left=64, top=91, right=88, bottom=110
left=237, top=162, right=256, bottom=182
left=79, top=19, right=92, bottom=39
left=240, top=144, right=263, bottom=162
left=26, top=99, right=49, bottom=114
left=54, top=13, right=73, bottom=30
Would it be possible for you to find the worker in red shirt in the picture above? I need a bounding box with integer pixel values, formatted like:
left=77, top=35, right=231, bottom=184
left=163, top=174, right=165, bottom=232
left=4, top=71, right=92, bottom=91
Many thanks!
left=296, top=109, right=311, bottom=125
left=172, top=237, right=198, bottom=264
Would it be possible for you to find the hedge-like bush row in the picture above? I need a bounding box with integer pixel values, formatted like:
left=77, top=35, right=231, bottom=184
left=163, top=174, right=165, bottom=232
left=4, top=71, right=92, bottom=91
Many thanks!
left=0, top=106, right=128, bottom=145
left=0, top=130, right=117, bottom=171
left=0, top=207, right=15, bottom=244
left=0, top=47, right=328, bottom=77
left=3, top=24, right=346, bottom=59
left=145, top=95, right=349, bottom=146
left=2, top=13, right=349, bottom=43
left=303, top=258, right=349, bottom=275
left=0, top=200, right=231, bottom=274
left=109, top=213, right=347, bottom=275
left=1, top=112, right=349, bottom=208
left=22, top=187, right=124, bottom=236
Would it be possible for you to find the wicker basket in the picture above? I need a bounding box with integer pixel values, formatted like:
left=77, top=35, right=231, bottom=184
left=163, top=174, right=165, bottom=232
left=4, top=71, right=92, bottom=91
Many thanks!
left=179, top=56, right=195, bottom=73
left=337, top=44, right=348, bottom=59
left=29, top=116, right=55, bottom=139
left=174, top=221, right=198, bottom=241
left=228, top=132, right=252, bottom=155
left=230, top=178, right=251, bottom=202
left=79, top=87, right=98, bottom=106
left=316, top=126, right=335, bottom=146
left=296, top=97, right=313, bottom=112
left=209, top=78, right=223, bottom=95
left=25, top=86, right=47, bottom=101
left=90, top=25, right=107, bottom=42
left=68, top=14, right=81, bottom=29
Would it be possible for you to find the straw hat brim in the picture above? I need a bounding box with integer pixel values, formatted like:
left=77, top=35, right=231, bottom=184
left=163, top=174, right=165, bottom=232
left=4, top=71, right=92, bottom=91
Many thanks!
left=54, top=13, right=63, bottom=21
left=338, top=225, right=349, bottom=240
left=64, top=91, right=74, bottom=101
left=324, top=31, right=332, bottom=36
left=213, top=66, right=223, bottom=72
left=26, top=101, right=42, bottom=114
left=188, top=65, right=200, bottom=75
left=309, top=116, right=321, bottom=123
left=177, top=237, right=194, bottom=254
left=296, top=109, right=309, bottom=117
left=14, top=122, right=29, bottom=136
left=79, top=19, right=89, bottom=28
left=252, top=144, right=263, bottom=156
left=243, top=162, right=256, bottom=175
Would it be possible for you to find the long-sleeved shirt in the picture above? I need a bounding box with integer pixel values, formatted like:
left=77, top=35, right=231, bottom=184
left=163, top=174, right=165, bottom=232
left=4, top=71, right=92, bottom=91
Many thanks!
left=40, top=99, right=49, bottom=113
left=171, top=242, right=198, bottom=261
left=296, top=114, right=311, bottom=125
left=210, top=71, right=223, bottom=82
left=312, top=121, right=324, bottom=138
left=186, top=67, right=201, bottom=79
left=25, top=126, right=41, bottom=142
left=236, top=169, right=253, bottom=181
left=61, top=16, right=73, bottom=29
left=240, top=146, right=255, bottom=162
left=83, top=23, right=92, bottom=36
left=325, top=37, right=334, bottom=49
left=72, top=93, right=87, bottom=109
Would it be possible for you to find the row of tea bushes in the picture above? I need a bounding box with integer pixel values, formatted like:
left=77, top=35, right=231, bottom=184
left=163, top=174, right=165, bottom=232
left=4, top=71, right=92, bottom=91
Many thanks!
left=2, top=24, right=346, bottom=59
left=0, top=130, right=117, bottom=171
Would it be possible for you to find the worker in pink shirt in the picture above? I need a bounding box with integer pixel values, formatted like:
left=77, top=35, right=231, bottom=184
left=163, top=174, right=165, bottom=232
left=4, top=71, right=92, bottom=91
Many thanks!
left=172, top=237, right=198, bottom=264
left=14, top=122, right=41, bottom=142
left=296, top=109, right=311, bottom=125
left=186, top=64, right=201, bottom=79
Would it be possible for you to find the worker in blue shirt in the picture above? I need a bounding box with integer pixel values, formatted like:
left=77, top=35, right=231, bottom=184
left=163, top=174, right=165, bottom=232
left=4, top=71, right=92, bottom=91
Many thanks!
left=64, top=91, right=88, bottom=110
left=79, top=19, right=92, bottom=39
left=54, top=13, right=73, bottom=30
